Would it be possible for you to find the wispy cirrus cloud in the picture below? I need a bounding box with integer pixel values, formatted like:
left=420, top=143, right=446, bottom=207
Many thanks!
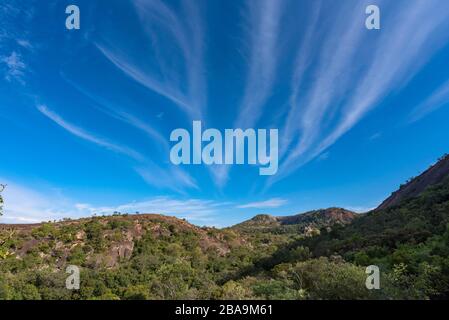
left=271, top=0, right=449, bottom=186
left=59, top=75, right=201, bottom=192
left=278, top=1, right=368, bottom=178
left=80, top=197, right=225, bottom=223
left=135, top=165, right=198, bottom=194
left=37, top=104, right=145, bottom=162
left=95, top=42, right=194, bottom=115
left=237, top=197, right=287, bottom=209
left=0, top=180, right=78, bottom=223
left=1, top=51, right=26, bottom=84
left=235, top=0, right=284, bottom=129
left=95, top=0, right=206, bottom=120
left=37, top=104, right=198, bottom=191
left=0, top=1, right=35, bottom=85
left=61, top=74, right=169, bottom=151
left=216, top=0, right=284, bottom=188
left=16, top=39, right=33, bottom=50
left=408, top=78, right=449, bottom=123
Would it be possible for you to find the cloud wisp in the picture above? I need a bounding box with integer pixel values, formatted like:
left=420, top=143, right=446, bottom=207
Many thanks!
left=408, top=78, right=449, bottom=123
left=214, top=0, right=284, bottom=188
left=37, top=104, right=198, bottom=191
left=0, top=180, right=78, bottom=223
left=237, top=197, right=287, bottom=209
left=95, top=0, right=206, bottom=120
left=235, top=0, right=284, bottom=129
left=61, top=74, right=169, bottom=151
left=271, top=0, right=449, bottom=186
left=37, top=104, right=145, bottom=162
left=90, top=197, right=223, bottom=223
left=1, top=51, right=26, bottom=84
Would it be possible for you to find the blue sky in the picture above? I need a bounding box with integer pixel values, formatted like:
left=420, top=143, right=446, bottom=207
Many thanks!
left=1, top=0, right=449, bottom=227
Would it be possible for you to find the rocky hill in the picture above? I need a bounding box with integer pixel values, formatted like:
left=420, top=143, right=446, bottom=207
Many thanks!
left=377, top=154, right=449, bottom=210
left=277, top=208, right=356, bottom=225
left=0, top=214, right=239, bottom=269
left=233, top=208, right=357, bottom=235
left=1, top=154, right=449, bottom=300
left=294, top=155, right=449, bottom=261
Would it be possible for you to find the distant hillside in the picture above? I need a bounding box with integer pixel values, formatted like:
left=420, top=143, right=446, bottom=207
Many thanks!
left=377, top=154, right=449, bottom=210
left=281, top=155, right=449, bottom=257
left=302, top=175, right=449, bottom=257
left=278, top=208, right=356, bottom=225
left=233, top=208, right=357, bottom=236
left=235, top=155, right=449, bottom=299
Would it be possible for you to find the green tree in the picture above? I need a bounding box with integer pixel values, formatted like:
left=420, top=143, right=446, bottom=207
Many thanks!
left=0, top=184, right=6, bottom=216
left=220, top=280, right=252, bottom=300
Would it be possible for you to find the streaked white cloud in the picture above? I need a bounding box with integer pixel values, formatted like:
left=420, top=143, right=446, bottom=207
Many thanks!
left=237, top=197, right=287, bottom=209
left=369, top=132, right=382, bottom=141
left=281, top=2, right=322, bottom=157
left=91, top=197, right=224, bottom=223
left=135, top=164, right=198, bottom=193
left=0, top=180, right=223, bottom=225
left=271, top=0, right=449, bottom=186
left=95, top=0, right=206, bottom=120
left=37, top=104, right=198, bottom=191
left=0, top=180, right=80, bottom=223
left=95, top=42, right=194, bottom=115
left=1, top=51, right=26, bottom=84
left=209, top=165, right=231, bottom=189
left=217, top=0, right=284, bottom=188
left=61, top=75, right=169, bottom=151
left=234, top=0, right=284, bottom=129
left=408, top=78, right=449, bottom=123
left=37, top=104, right=145, bottom=162
left=0, top=2, right=35, bottom=84
left=16, top=39, right=33, bottom=50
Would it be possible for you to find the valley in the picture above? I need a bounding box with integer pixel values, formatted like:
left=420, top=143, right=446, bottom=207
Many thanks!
left=1, top=155, right=449, bottom=300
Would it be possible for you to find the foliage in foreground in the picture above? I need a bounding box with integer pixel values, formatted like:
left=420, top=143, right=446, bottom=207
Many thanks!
left=1, top=178, right=449, bottom=300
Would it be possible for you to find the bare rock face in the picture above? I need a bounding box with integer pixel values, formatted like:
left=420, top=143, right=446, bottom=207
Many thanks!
left=75, top=230, right=85, bottom=240
left=105, top=241, right=134, bottom=268
left=18, top=239, right=40, bottom=256
left=377, top=154, right=449, bottom=210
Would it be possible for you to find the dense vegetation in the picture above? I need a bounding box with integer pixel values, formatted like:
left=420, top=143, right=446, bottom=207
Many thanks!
left=1, top=158, right=449, bottom=300
left=0, top=213, right=383, bottom=300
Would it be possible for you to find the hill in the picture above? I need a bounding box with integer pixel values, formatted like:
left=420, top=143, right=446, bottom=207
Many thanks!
left=1, top=154, right=449, bottom=300
left=377, top=154, right=449, bottom=210
left=0, top=213, right=255, bottom=299
left=244, top=156, right=449, bottom=299
left=0, top=214, right=238, bottom=267
left=233, top=208, right=356, bottom=235
left=301, top=155, right=449, bottom=257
